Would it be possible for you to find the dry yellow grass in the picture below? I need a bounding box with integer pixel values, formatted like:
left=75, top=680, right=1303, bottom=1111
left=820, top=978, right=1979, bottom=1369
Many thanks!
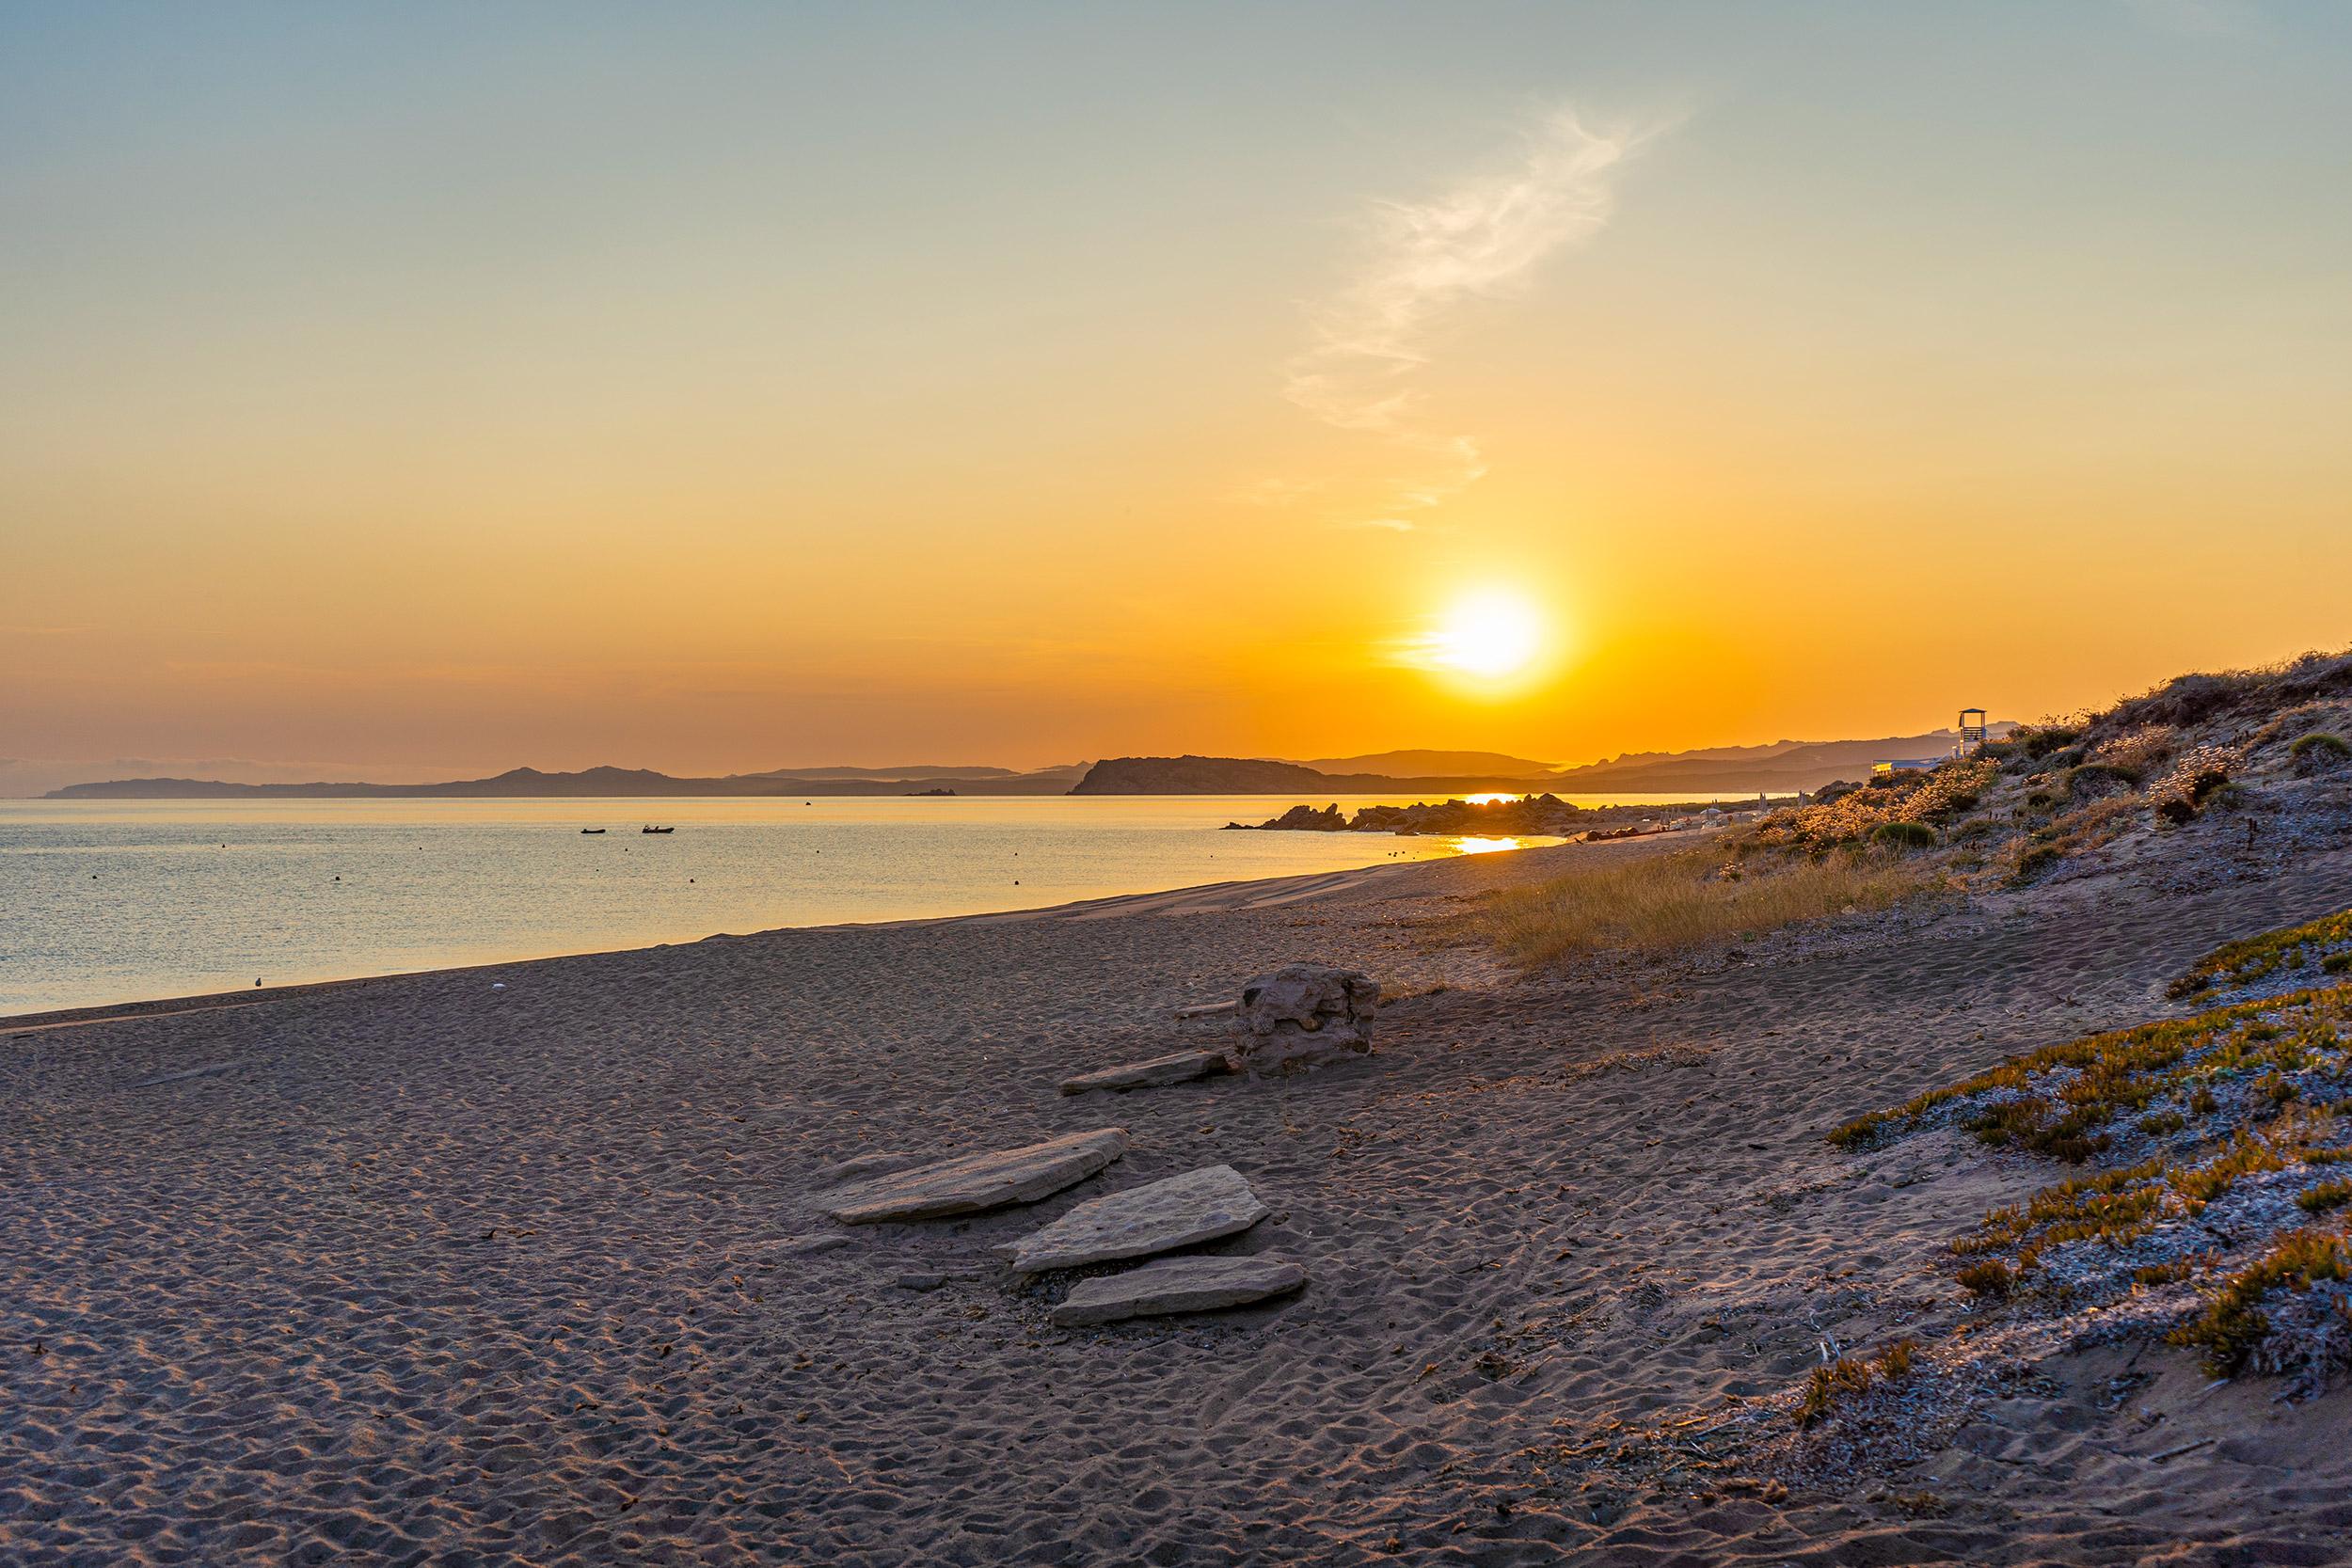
left=1482, top=845, right=1924, bottom=966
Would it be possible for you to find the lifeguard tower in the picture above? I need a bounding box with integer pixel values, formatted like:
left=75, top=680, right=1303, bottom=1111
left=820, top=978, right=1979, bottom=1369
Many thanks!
left=1959, top=707, right=1989, bottom=752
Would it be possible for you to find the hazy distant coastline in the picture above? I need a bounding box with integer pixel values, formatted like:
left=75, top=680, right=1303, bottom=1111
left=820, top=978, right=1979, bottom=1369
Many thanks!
left=41, top=728, right=2006, bottom=800
left=41, top=764, right=1089, bottom=800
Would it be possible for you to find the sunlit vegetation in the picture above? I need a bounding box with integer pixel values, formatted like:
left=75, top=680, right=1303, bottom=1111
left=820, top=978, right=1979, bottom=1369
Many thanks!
left=1956, top=1259, right=2012, bottom=1298
left=1933, top=1110, right=2350, bottom=1328
left=1963, top=652, right=2352, bottom=880
left=2296, top=1178, right=2352, bottom=1214
left=2169, top=908, right=2352, bottom=999
left=1519, top=649, right=2352, bottom=958
left=1749, top=759, right=1994, bottom=854
left=1829, top=986, right=2352, bottom=1159
left=2102, top=650, right=2352, bottom=733
left=2168, top=1228, right=2352, bottom=1374
left=1834, top=976, right=2352, bottom=1380
left=1481, top=845, right=1924, bottom=965
left=1794, top=655, right=2352, bottom=1386
left=2089, top=723, right=2177, bottom=775
left=1951, top=1155, right=2171, bottom=1267
left=1794, top=1338, right=1918, bottom=1429
left=2149, top=743, right=2246, bottom=825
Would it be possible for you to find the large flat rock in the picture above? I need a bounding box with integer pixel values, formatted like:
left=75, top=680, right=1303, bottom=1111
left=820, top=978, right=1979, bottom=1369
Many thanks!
left=820, top=1129, right=1129, bottom=1224
left=999, top=1164, right=1268, bottom=1273
left=814, top=1151, right=931, bottom=1186
left=1057, top=1049, right=1231, bottom=1096
left=1050, top=1255, right=1308, bottom=1327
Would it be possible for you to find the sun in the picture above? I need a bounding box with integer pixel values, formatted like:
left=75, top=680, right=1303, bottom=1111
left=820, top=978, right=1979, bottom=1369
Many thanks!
left=1426, top=588, right=1546, bottom=679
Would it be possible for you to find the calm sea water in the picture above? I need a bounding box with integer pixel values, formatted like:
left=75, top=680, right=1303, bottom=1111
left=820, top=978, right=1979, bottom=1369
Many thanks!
left=0, top=793, right=1727, bottom=1017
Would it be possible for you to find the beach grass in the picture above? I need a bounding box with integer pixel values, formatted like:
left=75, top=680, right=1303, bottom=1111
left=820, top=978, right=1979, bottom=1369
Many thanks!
left=1481, top=845, right=1922, bottom=966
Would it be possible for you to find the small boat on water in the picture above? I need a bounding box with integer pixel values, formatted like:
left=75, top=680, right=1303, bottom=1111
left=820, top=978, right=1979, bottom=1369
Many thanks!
left=580, top=828, right=607, bottom=834
left=641, top=825, right=675, bottom=834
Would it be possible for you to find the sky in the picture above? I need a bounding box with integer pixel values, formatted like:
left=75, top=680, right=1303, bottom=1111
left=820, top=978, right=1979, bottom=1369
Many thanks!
left=5, top=0, right=2350, bottom=784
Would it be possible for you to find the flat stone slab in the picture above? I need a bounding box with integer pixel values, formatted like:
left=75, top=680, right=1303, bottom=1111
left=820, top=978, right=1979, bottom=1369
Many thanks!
left=998, top=1164, right=1268, bottom=1274
left=815, top=1151, right=932, bottom=1186
left=1051, top=1255, right=1308, bottom=1327
left=1058, top=1049, right=1231, bottom=1096
left=820, top=1129, right=1129, bottom=1224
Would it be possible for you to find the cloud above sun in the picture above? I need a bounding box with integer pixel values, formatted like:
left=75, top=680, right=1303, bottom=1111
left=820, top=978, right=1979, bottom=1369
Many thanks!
left=1280, top=106, right=1659, bottom=531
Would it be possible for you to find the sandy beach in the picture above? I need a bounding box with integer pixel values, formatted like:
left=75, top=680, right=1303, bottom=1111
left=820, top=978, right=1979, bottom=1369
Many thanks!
left=8, top=811, right=2352, bottom=1567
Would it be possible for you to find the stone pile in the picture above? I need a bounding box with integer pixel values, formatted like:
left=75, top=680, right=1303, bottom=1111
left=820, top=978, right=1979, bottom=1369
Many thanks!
left=798, top=963, right=1392, bottom=1327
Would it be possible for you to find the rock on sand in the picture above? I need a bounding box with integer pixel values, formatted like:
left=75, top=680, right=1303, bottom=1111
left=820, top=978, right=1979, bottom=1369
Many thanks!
left=1231, top=962, right=1380, bottom=1076
left=998, top=1164, right=1268, bottom=1273
left=1051, top=1255, right=1309, bottom=1327
left=819, top=1129, right=1130, bottom=1224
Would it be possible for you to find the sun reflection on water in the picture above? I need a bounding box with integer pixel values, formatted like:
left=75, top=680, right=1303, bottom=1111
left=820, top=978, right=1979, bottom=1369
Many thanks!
left=1451, top=835, right=1523, bottom=855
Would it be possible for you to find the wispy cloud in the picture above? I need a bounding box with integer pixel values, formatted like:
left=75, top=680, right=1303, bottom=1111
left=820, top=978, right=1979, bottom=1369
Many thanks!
left=1280, top=106, right=1654, bottom=529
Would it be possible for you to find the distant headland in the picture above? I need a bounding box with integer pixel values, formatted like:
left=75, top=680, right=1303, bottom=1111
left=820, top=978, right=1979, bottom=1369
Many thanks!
left=42, top=729, right=2003, bottom=800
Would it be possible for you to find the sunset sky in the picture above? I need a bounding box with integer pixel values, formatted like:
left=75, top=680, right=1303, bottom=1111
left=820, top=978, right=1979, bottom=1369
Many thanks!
left=6, top=2, right=2351, bottom=783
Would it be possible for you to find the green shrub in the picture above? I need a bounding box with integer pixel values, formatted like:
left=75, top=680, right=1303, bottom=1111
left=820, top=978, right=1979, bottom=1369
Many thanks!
left=1794, top=1338, right=1919, bottom=1428
left=2015, top=724, right=2083, bottom=760
left=2066, top=761, right=2140, bottom=800
left=1956, top=1259, right=2012, bottom=1298
left=1873, top=820, right=1937, bottom=850
left=2291, top=733, right=2351, bottom=771
left=2169, top=1228, right=2352, bottom=1372
left=2296, top=1177, right=2352, bottom=1214
left=2014, top=843, right=2063, bottom=879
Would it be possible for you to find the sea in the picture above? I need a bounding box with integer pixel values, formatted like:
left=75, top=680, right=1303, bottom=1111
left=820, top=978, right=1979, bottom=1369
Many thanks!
left=0, top=793, right=1748, bottom=1016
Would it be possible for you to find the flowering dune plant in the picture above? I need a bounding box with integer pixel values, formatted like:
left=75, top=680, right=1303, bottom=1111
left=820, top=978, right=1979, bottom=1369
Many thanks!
left=2090, top=723, right=2176, bottom=777
left=2148, top=743, right=2245, bottom=824
left=1751, top=758, right=1995, bottom=853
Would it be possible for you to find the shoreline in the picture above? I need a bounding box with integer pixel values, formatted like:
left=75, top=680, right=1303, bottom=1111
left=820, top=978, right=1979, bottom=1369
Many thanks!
left=0, top=832, right=1677, bottom=1033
